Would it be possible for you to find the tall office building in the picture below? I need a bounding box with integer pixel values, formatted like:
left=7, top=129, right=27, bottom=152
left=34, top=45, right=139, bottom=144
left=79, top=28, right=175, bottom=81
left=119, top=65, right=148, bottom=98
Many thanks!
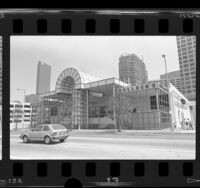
left=176, top=36, right=196, bottom=101
left=160, top=70, right=182, bottom=92
left=36, top=61, right=51, bottom=95
left=119, top=53, right=148, bottom=85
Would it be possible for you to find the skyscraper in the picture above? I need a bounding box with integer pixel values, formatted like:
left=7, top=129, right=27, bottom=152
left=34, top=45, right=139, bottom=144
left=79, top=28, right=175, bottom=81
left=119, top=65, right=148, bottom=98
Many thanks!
left=160, top=70, right=182, bottom=92
left=176, top=36, right=196, bottom=101
left=119, top=53, right=148, bottom=85
left=36, top=61, right=51, bottom=95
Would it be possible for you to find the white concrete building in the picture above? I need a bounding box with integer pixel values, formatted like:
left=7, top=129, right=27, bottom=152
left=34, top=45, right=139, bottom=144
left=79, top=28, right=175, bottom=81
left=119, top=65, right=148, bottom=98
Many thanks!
left=169, top=83, right=193, bottom=129
left=10, top=101, right=32, bottom=130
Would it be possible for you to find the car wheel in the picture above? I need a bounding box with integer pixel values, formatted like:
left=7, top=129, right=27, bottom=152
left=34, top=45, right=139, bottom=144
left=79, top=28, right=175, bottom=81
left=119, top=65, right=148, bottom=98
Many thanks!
left=23, top=136, right=29, bottom=143
left=59, top=139, right=65, bottom=142
left=44, top=136, right=51, bottom=144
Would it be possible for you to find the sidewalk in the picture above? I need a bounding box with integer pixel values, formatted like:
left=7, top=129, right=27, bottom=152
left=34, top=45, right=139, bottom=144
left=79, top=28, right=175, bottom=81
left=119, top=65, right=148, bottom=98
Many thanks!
left=70, top=128, right=195, bottom=135
left=8, top=127, right=195, bottom=138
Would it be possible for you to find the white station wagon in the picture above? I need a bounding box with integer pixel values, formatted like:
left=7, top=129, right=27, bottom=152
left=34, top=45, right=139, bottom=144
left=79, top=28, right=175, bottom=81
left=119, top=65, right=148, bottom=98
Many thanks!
left=20, top=124, right=70, bottom=144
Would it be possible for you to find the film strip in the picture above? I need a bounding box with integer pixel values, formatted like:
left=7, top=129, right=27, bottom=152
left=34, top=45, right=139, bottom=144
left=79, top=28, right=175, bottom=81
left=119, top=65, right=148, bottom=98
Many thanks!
left=0, top=9, right=199, bottom=188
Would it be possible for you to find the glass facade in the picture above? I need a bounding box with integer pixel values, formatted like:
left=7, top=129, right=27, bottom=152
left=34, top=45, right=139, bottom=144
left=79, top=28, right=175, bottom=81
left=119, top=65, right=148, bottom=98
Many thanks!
left=116, top=87, right=170, bottom=130
left=35, top=68, right=171, bottom=130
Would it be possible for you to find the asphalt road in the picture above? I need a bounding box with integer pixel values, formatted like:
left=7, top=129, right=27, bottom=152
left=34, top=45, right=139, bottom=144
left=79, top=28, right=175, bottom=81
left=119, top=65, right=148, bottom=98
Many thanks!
left=9, top=133, right=195, bottom=159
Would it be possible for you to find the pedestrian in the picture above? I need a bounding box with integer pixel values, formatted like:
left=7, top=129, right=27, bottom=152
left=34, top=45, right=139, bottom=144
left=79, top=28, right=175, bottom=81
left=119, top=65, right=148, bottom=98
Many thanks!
left=188, top=119, right=193, bottom=130
left=181, top=120, right=184, bottom=130
left=185, top=119, right=189, bottom=130
left=182, top=119, right=186, bottom=130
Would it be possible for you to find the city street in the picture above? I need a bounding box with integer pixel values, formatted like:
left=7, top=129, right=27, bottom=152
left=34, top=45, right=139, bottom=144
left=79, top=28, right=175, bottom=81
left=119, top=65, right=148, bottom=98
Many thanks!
left=9, top=131, right=195, bottom=159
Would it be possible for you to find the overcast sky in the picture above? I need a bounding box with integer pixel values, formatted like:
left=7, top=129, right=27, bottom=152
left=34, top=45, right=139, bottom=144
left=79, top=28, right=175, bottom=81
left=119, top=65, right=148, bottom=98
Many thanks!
left=10, top=36, right=180, bottom=102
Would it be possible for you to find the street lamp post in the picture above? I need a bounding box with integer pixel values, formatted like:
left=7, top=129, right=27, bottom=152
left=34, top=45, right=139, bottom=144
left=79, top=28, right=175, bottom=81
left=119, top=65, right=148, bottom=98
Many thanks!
left=162, top=54, right=169, bottom=88
left=162, top=54, right=173, bottom=132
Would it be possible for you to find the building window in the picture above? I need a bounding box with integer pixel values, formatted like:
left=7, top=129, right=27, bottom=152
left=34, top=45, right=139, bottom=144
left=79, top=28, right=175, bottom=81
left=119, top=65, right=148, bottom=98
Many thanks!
left=51, top=107, right=58, bottom=116
left=14, top=120, right=22, bottom=123
left=189, top=50, right=193, bottom=54
left=150, top=96, right=157, bottom=110
left=24, top=120, right=30, bottom=122
left=15, top=105, right=23, bottom=108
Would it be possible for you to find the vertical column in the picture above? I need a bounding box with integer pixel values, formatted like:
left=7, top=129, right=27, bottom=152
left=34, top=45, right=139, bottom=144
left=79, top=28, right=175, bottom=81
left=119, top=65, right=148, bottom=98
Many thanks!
left=171, top=91, right=176, bottom=129
left=77, top=91, right=81, bottom=130
left=113, top=85, right=116, bottom=128
left=168, top=89, right=173, bottom=131
left=86, top=90, right=89, bottom=129
left=156, top=89, right=160, bottom=129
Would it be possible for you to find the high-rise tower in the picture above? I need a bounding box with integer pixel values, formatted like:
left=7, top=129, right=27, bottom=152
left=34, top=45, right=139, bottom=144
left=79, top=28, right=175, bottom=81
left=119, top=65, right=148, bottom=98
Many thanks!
left=119, top=53, right=148, bottom=85
left=176, top=36, right=196, bottom=101
left=36, top=61, right=51, bottom=94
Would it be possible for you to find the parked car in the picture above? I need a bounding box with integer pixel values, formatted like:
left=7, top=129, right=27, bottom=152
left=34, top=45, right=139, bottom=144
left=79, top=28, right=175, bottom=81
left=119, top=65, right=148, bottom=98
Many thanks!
left=20, top=124, right=70, bottom=144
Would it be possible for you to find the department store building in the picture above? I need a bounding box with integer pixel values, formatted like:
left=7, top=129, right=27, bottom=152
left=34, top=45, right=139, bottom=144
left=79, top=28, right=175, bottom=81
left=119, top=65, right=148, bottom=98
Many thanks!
left=35, top=67, right=192, bottom=130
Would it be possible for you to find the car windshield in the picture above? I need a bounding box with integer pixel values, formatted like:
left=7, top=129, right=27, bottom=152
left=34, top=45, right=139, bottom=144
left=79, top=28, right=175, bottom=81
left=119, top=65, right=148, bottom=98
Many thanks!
left=51, top=124, right=66, bottom=130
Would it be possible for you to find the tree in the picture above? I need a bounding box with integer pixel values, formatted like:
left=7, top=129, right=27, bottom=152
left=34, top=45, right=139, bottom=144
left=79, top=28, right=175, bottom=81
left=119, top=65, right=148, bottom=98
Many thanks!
left=107, top=94, right=136, bottom=132
left=58, top=96, right=73, bottom=129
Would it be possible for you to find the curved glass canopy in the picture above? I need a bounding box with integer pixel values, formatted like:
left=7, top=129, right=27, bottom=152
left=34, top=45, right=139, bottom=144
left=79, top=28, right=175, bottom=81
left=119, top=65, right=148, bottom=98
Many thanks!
left=55, top=67, right=99, bottom=93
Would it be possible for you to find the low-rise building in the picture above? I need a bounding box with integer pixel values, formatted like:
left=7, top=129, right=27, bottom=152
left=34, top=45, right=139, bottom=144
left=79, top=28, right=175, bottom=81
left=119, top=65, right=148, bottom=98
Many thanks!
left=10, top=101, right=32, bottom=130
left=25, top=67, right=195, bottom=131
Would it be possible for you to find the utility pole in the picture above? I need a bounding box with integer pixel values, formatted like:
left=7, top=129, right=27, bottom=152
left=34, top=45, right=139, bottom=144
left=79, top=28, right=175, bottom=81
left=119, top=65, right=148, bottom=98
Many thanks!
left=162, top=54, right=172, bottom=132
left=162, top=54, right=169, bottom=88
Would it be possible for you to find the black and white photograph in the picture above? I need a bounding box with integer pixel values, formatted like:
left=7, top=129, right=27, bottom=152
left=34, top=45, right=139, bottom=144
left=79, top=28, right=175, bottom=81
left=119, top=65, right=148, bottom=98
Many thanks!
left=10, top=36, right=196, bottom=159
left=0, top=36, right=2, bottom=159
